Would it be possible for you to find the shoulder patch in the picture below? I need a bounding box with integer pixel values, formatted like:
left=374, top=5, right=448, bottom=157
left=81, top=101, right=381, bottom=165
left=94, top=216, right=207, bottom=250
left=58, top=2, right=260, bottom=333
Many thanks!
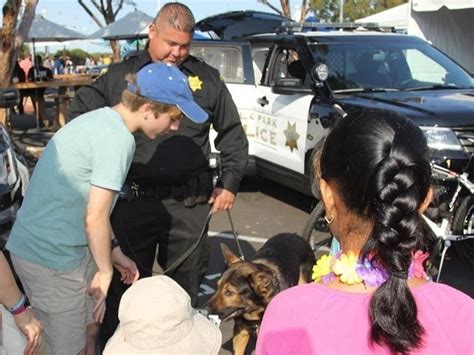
left=93, top=67, right=109, bottom=82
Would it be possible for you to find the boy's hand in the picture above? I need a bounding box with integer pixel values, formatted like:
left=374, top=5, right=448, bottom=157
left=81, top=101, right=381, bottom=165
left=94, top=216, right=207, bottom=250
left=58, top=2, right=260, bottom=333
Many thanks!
left=89, top=271, right=112, bottom=323
left=14, top=308, right=43, bottom=355
left=112, top=247, right=140, bottom=284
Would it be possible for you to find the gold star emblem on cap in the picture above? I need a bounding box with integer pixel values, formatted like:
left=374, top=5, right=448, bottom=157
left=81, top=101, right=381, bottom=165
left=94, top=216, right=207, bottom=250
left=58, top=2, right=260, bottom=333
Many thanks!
left=284, top=121, right=300, bottom=152
left=188, top=75, right=203, bottom=92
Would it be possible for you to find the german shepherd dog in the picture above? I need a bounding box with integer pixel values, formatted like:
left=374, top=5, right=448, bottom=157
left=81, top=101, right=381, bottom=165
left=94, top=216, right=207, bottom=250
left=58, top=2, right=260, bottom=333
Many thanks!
left=206, top=233, right=315, bottom=355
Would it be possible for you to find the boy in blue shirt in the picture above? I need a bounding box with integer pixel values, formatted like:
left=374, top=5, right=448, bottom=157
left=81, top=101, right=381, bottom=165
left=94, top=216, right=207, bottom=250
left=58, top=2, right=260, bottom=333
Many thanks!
left=6, top=63, right=207, bottom=355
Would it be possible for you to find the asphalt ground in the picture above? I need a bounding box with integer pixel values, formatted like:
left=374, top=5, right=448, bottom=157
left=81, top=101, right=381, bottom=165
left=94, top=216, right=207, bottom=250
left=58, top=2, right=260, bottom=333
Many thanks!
left=7, top=115, right=474, bottom=355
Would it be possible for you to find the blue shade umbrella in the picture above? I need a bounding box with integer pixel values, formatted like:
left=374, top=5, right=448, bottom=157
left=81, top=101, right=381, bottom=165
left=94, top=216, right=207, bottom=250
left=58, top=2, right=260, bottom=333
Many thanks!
left=27, top=15, right=86, bottom=70
left=28, top=15, right=86, bottom=42
left=89, top=10, right=154, bottom=41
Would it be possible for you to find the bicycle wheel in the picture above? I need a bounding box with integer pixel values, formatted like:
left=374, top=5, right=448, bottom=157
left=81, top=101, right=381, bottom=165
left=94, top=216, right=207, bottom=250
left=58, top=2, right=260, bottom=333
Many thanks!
left=302, top=201, right=330, bottom=251
left=453, top=195, right=474, bottom=266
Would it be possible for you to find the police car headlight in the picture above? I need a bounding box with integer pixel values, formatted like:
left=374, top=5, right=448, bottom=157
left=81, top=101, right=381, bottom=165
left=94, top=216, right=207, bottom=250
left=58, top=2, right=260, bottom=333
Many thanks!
left=421, top=127, right=463, bottom=151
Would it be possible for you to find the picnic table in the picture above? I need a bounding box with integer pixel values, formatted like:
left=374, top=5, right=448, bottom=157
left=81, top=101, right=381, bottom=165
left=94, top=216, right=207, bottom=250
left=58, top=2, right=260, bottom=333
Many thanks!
left=13, top=74, right=93, bottom=127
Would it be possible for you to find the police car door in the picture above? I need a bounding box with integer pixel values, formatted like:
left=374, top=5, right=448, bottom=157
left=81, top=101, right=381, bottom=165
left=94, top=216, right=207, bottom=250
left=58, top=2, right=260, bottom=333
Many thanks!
left=190, top=41, right=259, bottom=156
left=252, top=45, right=313, bottom=175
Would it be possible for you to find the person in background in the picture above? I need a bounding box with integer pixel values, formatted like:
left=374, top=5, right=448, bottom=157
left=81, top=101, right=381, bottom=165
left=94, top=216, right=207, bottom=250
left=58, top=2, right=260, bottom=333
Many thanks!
left=85, top=56, right=93, bottom=73
left=19, top=54, right=33, bottom=79
left=11, top=60, right=26, bottom=114
left=43, top=56, right=54, bottom=71
left=65, top=56, right=74, bottom=74
left=68, top=2, right=248, bottom=349
left=103, top=275, right=222, bottom=354
left=0, top=251, right=43, bottom=355
left=256, top=109, right=473, bottom=354
left=7, top=62, right=207, bottom=355
left=53, top=55, right=64, bottom=75
left=103, top=55, right=112, bottom=65
left=23, top=55, right=54, bottom=127
left=27, top=55, right=53, bottom=83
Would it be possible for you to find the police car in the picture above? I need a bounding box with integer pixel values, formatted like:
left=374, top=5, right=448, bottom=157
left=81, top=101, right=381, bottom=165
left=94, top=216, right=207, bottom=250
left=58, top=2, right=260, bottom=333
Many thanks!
left=0, top=123, right=28, bottom=248
left=192, top=11, right=474, bottom=196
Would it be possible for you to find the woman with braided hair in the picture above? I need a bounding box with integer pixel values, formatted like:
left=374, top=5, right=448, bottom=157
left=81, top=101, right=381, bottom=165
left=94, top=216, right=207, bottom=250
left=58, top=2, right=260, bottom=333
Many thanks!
left=256, top=109, right=473, bottom=354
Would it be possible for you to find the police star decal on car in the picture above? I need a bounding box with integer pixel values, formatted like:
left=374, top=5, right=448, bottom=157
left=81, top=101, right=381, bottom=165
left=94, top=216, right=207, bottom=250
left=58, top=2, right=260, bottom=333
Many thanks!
left=284, top=122, right=300, bottom=152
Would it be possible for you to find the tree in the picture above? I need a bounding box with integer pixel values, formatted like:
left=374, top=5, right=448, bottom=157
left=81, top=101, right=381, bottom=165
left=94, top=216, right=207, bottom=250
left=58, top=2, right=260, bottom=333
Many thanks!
left=77, top=0, right=136, bottom=62
left=309, top=0, right=408, bottom=23
left=258, top=0, right=311, bottom=22
left=310, top=0, right=340, bottom=22
left=0, top=0, right=38, bottom=124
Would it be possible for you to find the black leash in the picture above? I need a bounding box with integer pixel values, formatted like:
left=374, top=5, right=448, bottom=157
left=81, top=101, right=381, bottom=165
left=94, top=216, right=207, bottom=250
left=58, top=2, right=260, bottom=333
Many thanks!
left=162, top=210, right=213, bottom=274
left=164, top=209, right=245, bottom=273
left=227, top=209, right=245, bottom=261
left=121, top=207, right=245, bottom=275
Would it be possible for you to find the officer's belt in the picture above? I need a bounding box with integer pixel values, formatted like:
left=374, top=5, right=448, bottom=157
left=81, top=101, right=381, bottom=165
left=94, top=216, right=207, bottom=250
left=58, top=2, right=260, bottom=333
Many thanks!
left=119, top=169, right=214, bottom=207
left=121, top=182, right=178, bottom=200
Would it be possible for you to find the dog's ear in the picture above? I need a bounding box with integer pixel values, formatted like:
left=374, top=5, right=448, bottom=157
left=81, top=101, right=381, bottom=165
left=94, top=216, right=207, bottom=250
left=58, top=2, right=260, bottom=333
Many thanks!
left=221, top=243, right=241, bottom=265
left=249, top=269, right=277, bottom=303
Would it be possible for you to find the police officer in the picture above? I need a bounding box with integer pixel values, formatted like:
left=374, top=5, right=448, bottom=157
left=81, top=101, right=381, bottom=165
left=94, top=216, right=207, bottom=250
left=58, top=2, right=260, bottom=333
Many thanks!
left=67, top=2, right=248, bottom=348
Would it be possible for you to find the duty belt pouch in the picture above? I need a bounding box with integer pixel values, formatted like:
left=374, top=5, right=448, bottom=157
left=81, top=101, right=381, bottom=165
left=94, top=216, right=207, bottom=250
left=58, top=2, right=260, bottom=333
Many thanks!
left=183, top=170, right=213, bottom=207
left=196, top=170, right=213, bottom=204
left=119, top=182, right=138, bottom=201
left=184, top=177, right=198, bottom=207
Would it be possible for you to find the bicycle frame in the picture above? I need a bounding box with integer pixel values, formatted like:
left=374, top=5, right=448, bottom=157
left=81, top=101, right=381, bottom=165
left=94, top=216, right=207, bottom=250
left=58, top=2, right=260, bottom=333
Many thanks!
left=423, top=162, right=474, bottom=282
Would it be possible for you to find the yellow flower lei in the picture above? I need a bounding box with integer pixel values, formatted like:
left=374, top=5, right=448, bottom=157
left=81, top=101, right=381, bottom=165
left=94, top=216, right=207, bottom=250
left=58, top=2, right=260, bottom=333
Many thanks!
left=312, top=250, right=429, bottom=287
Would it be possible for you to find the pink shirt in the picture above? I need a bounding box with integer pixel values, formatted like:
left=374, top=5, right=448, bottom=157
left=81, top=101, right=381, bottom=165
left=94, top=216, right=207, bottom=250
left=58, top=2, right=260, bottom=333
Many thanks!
left=256, top=282, right=473, bottom=354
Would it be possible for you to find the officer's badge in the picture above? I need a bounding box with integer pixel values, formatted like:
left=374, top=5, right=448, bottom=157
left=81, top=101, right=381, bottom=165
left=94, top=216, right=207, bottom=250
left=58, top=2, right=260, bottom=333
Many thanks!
left=188, top=76, right=203, bottom=92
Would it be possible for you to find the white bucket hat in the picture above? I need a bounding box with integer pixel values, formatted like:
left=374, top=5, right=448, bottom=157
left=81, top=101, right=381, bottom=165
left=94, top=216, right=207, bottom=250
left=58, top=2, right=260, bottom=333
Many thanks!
left=103, top=276, right=222, bottom=354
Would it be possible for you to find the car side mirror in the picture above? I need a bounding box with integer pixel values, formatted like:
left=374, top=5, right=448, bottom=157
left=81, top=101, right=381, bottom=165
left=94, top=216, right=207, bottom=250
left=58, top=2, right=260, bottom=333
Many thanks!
left=271, top=78, right=304, bottom=94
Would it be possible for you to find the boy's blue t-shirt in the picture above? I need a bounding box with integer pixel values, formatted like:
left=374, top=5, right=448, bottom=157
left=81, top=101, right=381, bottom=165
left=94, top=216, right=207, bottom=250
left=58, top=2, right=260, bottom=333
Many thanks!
left=7, top=107, right=135, bottom=271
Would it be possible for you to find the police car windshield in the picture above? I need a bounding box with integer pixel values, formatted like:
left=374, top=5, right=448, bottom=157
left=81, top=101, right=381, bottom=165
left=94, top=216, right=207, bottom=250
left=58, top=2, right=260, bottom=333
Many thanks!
left=308, top=41, right=474, bottom=93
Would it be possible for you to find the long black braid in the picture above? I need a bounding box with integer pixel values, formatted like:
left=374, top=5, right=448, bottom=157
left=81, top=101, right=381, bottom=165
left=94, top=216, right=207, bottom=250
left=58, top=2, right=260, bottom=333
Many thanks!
left=320, top=109, right=432, bottom=354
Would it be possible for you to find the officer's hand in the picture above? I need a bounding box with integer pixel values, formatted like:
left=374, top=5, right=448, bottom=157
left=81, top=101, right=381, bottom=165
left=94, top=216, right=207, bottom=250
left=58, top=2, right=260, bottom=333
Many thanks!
left=209, top=188, right=235, bottom=213
left=112, top=247, right=140, bottom=285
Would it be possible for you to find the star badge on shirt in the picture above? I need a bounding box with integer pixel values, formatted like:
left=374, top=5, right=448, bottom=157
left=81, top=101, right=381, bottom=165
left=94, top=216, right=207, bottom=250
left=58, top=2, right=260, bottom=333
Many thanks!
left=284, top=121, right=300, bottom=152
left=188, top=75, right=203, bottom=92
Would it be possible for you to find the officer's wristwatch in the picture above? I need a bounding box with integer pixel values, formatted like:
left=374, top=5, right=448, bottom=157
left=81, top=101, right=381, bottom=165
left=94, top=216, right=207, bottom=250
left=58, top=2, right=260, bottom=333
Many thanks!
left=111, top=238, right=120, bottom=250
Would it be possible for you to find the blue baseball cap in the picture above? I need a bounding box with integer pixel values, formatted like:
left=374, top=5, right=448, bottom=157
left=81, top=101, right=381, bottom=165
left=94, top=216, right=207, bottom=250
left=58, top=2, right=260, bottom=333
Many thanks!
left=127, top=63, right=208, bottom=123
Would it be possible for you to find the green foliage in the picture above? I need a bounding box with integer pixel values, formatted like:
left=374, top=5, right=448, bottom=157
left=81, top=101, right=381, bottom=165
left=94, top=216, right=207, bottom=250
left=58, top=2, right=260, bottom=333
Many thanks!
left=308, top=0, right=408, bottom=22
left=309, top=0, right=340, bottom=22
left=344, top=0, right=374, bottom=21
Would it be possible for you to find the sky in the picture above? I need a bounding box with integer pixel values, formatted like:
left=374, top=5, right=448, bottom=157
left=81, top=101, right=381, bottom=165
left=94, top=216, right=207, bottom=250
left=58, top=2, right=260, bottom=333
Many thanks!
left=1, top=0, right=302, bottom=53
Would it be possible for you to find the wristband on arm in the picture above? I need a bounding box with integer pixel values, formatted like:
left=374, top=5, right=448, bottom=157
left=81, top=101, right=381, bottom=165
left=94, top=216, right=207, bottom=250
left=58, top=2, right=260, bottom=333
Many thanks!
left=7, top=293, right=27, bottom=315
left=111, top=238, right=120, bottom=250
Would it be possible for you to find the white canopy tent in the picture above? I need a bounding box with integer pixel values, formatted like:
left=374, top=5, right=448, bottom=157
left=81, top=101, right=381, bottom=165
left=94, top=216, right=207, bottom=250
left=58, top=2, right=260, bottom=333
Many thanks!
left=355, top=3, right=409, bottom=30
left=408, top=0, right=474, bottom=73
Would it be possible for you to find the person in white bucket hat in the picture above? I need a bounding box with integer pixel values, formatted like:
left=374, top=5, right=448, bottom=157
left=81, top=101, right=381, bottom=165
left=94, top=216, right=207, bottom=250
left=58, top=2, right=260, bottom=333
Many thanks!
left=104, top=275, right=222, bottom=354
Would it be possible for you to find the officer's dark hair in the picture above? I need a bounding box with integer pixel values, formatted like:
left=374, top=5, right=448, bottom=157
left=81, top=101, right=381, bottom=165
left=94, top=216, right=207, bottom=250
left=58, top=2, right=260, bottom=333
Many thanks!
left=122, top=73, right=182, bottom=119
left=319, top=109, right=432, bottom=354
left=153, top=2, right=195, bottom=34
